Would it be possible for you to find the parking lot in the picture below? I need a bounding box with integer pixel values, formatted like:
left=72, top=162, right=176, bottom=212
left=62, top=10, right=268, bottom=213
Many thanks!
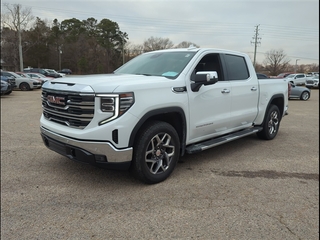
left=1, top=89, right=319, bottom=239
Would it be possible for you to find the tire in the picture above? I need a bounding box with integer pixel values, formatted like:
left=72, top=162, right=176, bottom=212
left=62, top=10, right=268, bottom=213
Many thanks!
left=300, top=91, right=310, bottom=101
left=131, top=121, right=180, bottom=184
left=5, top=90, right=12, bottom=95
left=19, top=82, right=31, bottom=91
left=257, top=104, right=280, bottom=140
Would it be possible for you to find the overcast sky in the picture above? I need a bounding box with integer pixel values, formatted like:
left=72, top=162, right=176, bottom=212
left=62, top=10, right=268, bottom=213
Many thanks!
left=2, top=0, right=319, bottom=65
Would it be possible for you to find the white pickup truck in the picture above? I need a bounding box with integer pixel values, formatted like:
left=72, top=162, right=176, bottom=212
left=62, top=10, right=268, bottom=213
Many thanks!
left=40, top=47, right=289, bottom=184
left=284, top=73, right=309, bottom=86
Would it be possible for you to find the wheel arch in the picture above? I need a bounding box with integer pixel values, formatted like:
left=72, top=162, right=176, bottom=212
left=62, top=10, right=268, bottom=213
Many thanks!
left=19, top=81, right=31, bottom=90
left=129, top=107, right=187, bottom=156
left=258, top=94, right=285, bottom=126
left=300, top=90, right=311, bottom=100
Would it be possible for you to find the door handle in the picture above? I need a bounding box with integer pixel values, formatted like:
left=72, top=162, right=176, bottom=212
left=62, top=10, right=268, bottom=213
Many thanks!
left=221, top=89, right=230, bottom=93
left=251, top=87, right=257, bottom=91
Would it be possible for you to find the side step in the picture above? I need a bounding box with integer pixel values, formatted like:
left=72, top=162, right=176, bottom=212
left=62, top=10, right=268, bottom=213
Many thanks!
left=185, top=127, right=263, bottom=154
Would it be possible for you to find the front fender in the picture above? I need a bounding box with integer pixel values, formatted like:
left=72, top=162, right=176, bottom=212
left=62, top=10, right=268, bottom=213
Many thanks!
left=128, top=107, right=187, bottom=155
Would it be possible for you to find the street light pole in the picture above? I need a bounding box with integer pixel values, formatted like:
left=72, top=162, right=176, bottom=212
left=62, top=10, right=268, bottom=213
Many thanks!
left=295, top=59, right=300, bottom=73
left=58, top=46, right=62, bottom=71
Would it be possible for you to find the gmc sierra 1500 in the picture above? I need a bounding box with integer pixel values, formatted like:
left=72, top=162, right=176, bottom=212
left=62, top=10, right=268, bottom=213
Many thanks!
left=40, top=47, right=289, bottom=184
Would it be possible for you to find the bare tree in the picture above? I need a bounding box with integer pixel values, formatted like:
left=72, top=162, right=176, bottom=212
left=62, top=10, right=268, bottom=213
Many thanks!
left=306, top=63, right=319, bottom=72
left=2, top=3, right=34, bottom=71
left=143, top=36, right=174, bottom=52
left=175, top=41, right=200, bottom=48
left=126, top=42, right=144, bottom=58
left=263, top=49, right=290, bottom=76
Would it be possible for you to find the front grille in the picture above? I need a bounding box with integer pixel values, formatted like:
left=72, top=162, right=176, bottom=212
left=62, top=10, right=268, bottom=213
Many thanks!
left=42, top=90, right=95, bottom=129
left=306, top=80, right=314, bottom=84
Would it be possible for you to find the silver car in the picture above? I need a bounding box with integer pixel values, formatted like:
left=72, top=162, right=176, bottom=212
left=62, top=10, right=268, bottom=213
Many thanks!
left=289, top=83, right=311, bottom=101
left=305, top=75, right=319, bottom=89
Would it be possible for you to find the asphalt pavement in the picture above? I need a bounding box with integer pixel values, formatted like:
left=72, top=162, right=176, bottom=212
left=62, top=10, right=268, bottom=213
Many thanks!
left=1, top=88, right=319, bottom=240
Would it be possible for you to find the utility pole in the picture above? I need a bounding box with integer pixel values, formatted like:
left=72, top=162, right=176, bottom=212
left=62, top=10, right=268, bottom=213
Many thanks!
left=251, top=24, right=261, bottom=68
left=17, top=5, right=24, bottom=72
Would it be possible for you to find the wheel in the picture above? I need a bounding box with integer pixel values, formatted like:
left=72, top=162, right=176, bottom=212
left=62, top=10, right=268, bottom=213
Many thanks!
left=19, top=82, right=30, bottom=91
left=300, top=91, right=310, bottom=101
left=5, top=90, right=12, bottom=95
left=257, top=104, right=280, bottom=140
left=131, top=121, right=180, bottom=184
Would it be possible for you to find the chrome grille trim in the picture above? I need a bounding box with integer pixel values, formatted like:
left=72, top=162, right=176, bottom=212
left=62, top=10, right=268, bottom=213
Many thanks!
left=42, top=89, right=95, bottom=129
left=43, top=109, right=94, bottom=119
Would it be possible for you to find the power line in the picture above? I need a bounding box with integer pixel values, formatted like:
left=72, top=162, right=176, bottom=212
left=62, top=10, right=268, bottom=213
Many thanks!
left=2, top=3, right=318, bottom=38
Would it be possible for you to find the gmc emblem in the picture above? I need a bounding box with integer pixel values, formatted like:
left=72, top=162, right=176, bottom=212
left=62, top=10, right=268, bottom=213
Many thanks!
left=47, top=95, right=65, bottom=105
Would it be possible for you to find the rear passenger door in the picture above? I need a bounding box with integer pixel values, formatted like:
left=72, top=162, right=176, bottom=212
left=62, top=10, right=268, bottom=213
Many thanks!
left=221, top=54, right=259, bottom=130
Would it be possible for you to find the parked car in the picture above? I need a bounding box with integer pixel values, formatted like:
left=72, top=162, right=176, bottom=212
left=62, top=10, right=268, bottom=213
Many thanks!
left=0, top=74, right=16, bottom=92
left=305, top=75, right=319, bottom=89
left=256, top=73, right=269, bottom=79
left=1, top=80, right=13, bottom=95
left=306, top=72, right=319, bottom=77
left=289, top=83, right=311, bottom=100
left=25, top=72, right=53, bottom=83
left=24, top=68, right=61, bottom=78
left=45, top=69, right=66, bottom=77
left=285, top=73, right=308, bottom=86
left=1, top=71, right=42, bottom=90
left=59, top=68, right=72, bottom=75
left=275, top=72, right=294, bottom=79
left=15, top=72, right=43, bottom=88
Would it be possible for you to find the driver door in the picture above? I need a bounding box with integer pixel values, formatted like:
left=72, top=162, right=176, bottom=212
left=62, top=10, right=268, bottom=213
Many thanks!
left=187, top=53, right=232, bottom=144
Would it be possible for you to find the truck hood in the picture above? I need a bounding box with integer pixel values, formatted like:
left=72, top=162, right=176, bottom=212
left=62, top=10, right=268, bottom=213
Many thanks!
left=43, top=73, right=174, bottom=93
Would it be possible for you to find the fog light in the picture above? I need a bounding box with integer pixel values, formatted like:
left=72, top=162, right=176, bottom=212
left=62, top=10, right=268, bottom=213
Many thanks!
left=95, top=155, right=107, bottom=162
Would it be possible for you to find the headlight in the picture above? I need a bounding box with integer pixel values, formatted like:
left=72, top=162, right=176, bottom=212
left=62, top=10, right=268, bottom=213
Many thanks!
left=97, top=92, right=134, bottom=125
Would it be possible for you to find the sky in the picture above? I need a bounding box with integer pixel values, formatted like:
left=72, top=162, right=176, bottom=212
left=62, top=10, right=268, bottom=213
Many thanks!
left=2, top=0, right=319, bottom=65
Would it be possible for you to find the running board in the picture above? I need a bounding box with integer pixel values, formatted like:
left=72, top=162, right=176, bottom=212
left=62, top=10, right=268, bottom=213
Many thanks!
left=185, top=127, right=263, bottom=154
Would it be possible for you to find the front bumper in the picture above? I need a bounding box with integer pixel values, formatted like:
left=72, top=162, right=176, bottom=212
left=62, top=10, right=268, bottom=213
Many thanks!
left=40, top=126, right=132, bottom=169
left=306, top=83, right=319, bottom=88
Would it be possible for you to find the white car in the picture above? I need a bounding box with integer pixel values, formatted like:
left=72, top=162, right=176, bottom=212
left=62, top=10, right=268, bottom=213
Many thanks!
left=25, top=73, right=54, bottom=84
left=45, top=69, right=66, bottom=77
left=305, top=75, right=319, bottom=89
left=1, top=71, right=41, bottom=90
left=285, top=73, right=308, bottom=86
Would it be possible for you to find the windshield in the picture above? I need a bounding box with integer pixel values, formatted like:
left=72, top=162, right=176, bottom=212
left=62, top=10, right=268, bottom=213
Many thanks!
left=114, top=51, right=196, bottom=79
left=286, top=74, right=295, bottom=78
left=11, top=72, right=21, bottom=78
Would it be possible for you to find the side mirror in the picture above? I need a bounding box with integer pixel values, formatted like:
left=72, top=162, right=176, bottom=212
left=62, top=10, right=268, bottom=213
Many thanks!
left=191, top=71, right=218, bottom=92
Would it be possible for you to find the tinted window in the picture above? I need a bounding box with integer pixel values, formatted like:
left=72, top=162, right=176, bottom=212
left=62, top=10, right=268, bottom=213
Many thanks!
left=224, top=54, right=249, bottom=80
left=257, top=73, right=269, bottom=79
left=193, top=53, right=224, bottom=81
